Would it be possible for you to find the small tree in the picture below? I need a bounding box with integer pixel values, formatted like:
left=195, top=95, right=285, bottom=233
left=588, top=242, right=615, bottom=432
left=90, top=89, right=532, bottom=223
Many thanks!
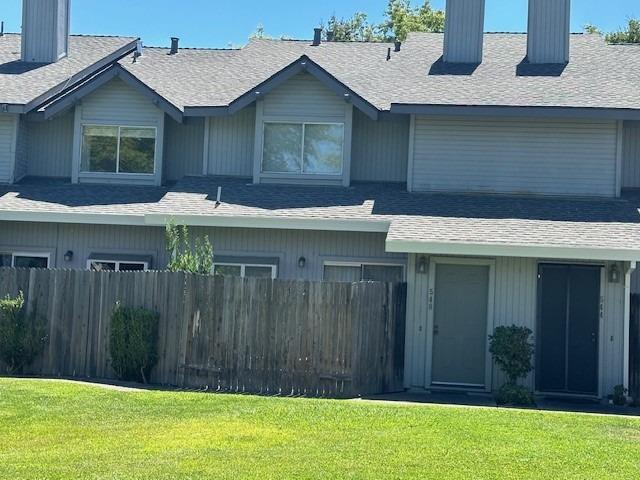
left=109, top=304, right=159, bottom=384
left=489, top=325, right=535, bottom=405
left=166, top=220, right=214, bottom=274
left=606, top=18, right=640, bottom=44
left=0, top=292, right=48, bottom=374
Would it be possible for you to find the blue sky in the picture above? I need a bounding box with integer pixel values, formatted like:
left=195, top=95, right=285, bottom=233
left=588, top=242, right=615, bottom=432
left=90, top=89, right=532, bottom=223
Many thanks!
left=2, top=0, right=638, bottom=48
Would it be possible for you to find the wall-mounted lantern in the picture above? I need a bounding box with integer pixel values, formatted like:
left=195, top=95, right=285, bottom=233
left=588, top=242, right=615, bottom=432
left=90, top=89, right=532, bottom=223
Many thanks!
left=63, top=250, right=74, bottom=262
left=608, top=263, right=621, bottom=283
left=417, top=256, right=428, bottom=274
left=298, top=256, right=306, bottom=269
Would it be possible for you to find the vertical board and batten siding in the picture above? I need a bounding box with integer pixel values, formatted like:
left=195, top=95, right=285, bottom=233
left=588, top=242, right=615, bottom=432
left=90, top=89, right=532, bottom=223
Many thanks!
left=411, top=116, right=618, bottom=196
left=0, top=114, right=17, bottom=183
left=351, top=111, right=409, bottom=183
left=527, top=0, right=571, bottom=64
left=404, top=254, right=626, bottom=397
left=25, top=111, right=76, bottom=178
left=164, top=116, right=204, bottom=181
left=622, top=121, right=640, bottom=189
left=443, top=0, right=486, bottom=64
left=262, top=73, right=346, bottom=119
left=206, top=106, right=256, bottom=177
left=13, top=117, right=29, bottom=182
left=0, top=221, right=406, bottom=281
left=0, top=269, right=406, bottom=397
left=72, top=78, right=165, bottom=185
left=21, top=0, right=69, bottom=63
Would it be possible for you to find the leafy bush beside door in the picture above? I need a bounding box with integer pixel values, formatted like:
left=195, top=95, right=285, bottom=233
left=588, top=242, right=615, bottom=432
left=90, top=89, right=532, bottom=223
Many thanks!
left=489, top=325, right=535, bottom=406
left=109, top=304, right=159, bottom=383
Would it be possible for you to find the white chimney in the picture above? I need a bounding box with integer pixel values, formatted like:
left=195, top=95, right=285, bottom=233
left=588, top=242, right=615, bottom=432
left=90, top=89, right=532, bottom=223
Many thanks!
left=527, top=0, right=571, bottom=64
left=21, top=0, right=70, bottom=63
left=443, top=0, right=486, bottom=64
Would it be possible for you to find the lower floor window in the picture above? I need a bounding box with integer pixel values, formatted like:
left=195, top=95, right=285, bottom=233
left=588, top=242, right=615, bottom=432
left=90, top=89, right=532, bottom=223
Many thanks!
left=214, top=263, right=277, bottom=279
left=88, top=259, right=149, bottom=272
left=0, top=252, right=50, bottom=269
left=323, top=262, right=404, bottom=283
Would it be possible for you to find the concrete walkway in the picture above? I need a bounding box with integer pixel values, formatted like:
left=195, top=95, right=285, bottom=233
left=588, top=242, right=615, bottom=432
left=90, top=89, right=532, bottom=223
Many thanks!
left=359, top=390, right=640, bottom=417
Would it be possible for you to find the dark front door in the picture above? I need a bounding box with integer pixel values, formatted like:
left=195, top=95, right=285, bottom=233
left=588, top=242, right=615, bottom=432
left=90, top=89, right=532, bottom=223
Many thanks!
left=536, top=264, right=600, bottom=395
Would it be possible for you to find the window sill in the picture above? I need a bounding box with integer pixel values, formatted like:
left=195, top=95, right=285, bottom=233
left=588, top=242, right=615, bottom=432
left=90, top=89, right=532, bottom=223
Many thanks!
left=78, top=172, right=158, bottom=186
left=258, top=172, right=345, bottom=187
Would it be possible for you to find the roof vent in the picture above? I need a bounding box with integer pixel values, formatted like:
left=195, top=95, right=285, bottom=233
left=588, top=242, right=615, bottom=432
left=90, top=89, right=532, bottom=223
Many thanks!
left=312, top=27, right=322, bottom=46
left=394, top=40, right=401, bottom=52
left=527, top=0, right=571, bottom=64
left=170, top=37, right=179, bottom=55
left=326, top=30, right=335, bottom=42
left=443, top=0, right=486, bottom=64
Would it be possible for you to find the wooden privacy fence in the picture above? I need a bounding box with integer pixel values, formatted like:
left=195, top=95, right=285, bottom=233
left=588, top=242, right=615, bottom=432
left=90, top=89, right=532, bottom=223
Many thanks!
left=0, top=268, right=406, bottom=397
left=631, top=294, right=640, bottom=403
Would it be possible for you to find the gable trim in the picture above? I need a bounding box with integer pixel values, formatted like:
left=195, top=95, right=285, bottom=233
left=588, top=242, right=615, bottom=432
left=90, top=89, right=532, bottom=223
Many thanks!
left=40, top=64, right=184, bottom=123
left=183, top=55, right=380, bottom=121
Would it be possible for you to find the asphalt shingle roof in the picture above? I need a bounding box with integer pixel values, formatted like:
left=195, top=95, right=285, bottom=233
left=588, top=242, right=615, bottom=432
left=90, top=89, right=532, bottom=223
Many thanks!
left=118, top=33, right=640, bottom=112
left=0, top=33, right=137, bottom=106
left=3, top=177, right=640, bottom=253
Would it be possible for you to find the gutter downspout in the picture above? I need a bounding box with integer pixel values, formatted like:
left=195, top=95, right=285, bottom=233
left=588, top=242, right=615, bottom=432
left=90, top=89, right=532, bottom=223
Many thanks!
left=623, top=261, right=636, bottom=401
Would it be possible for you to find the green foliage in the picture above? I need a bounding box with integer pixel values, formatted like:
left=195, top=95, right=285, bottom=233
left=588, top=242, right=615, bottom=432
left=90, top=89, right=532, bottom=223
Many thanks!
left=606, top=18, right=640, bottom=44
left=378, top=0, right=445, bottom=42
left=608, top=384, right=628, bottom=406
left=495, top=383, right=535, bottom=406
left=583, top=24, right=602, bottom=35
left=166, top=220, right=214, bottom=274
left=109, top=304, right=159, bottom=383
left=325, top=12, right=378, bottom=42
left=489, top=325, right=535, bottom=406
left=0, top=292, right=47, bottom=374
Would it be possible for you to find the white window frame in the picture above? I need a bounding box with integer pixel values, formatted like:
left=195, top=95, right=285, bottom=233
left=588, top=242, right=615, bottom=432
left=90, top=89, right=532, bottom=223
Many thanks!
left=86, top=259, right=149, bottom=271
left=213, top=262, right=278, bottom=279
left=8, top=252, right=51, bottom=268
left=261, top=121, right=345, bottom=176
left=323, top=261, right=406, bottom=281
left=80, top=124, right=158, bottom=176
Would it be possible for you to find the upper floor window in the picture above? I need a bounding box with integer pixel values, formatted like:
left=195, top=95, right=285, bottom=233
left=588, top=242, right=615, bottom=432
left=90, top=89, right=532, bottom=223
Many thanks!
left=262, top=122, right=344, bottom=175
left=80, top=125, right=156, bottom=175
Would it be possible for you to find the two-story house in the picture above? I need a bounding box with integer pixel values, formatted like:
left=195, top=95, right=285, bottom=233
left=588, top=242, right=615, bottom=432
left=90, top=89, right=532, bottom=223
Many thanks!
left=2, top=0, right=640, bottom=400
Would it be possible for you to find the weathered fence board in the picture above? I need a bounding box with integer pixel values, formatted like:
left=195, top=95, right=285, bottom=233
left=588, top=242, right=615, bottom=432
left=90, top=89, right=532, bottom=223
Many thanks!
left=0, top=268, right=406, bottom=398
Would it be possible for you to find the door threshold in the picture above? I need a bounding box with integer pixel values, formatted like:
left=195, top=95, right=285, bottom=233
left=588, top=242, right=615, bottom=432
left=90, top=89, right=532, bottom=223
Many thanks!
left=428, top=384, right=489, bottom=395
left=536, top=391, right=600, bottom=402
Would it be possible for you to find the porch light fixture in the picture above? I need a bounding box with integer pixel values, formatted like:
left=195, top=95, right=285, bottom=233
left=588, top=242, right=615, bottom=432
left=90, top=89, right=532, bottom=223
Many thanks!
left=608, top=263, right=621, bottom=283
left=298, top=256, right=306, bottom=269
left=63, top=250, right=73, bottom=262
left=417, top=256, right=428, bottom=274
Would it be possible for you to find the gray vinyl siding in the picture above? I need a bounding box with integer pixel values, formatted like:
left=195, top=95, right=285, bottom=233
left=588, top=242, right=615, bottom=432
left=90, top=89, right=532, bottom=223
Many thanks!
left=351, top=111, right=409, bottom=183
left=73, top=78, right=165, bottom=186
left=411, top=116, right=618, bottom=197
left=527, top=0, right=570, bottom=64
left=0, top=221, right=405, bottom=282
left=25, top=111, right=74, bottom=178
left=206, top=106, right=256, bottom=177
left=443, top=0, right=485, bottom=64
left=21, top=0, right=69, bottom=63
left=262, top=73, right=345, bottom=119
left=13, top=117, right=28, bottom=182
left=0, top=114, right=17, bottom=183
left=164, top=117, right=205, bottom=181
left=622, top=121, right=640, bottom=189
left=404, top=254, right=625, bottom=397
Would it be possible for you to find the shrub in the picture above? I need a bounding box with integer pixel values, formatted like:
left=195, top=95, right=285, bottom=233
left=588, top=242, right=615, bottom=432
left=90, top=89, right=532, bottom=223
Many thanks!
left=489, top=325, right=535, bottom=406
left=495, top=384, right=535, bottom=406
left=609, top=385, right=628, bottom=406
left=0, top=292, right=47, bottom=374
left=109, top=304, right=159, bottom=383
left=166, top=220, right=213, bottom=274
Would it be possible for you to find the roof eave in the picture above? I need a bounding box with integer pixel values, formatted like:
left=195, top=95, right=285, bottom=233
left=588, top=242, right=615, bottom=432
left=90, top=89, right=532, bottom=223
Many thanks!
left=390, top=104, right=640, bottom=121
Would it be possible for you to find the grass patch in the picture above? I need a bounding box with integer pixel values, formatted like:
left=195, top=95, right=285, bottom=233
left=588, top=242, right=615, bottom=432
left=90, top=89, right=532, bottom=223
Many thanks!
left=0, top=378, right=639, bottom=479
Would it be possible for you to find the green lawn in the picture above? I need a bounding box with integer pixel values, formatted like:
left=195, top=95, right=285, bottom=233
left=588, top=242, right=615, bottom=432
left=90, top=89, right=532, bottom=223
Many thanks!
left=0, top=379, right=639, bottom=479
